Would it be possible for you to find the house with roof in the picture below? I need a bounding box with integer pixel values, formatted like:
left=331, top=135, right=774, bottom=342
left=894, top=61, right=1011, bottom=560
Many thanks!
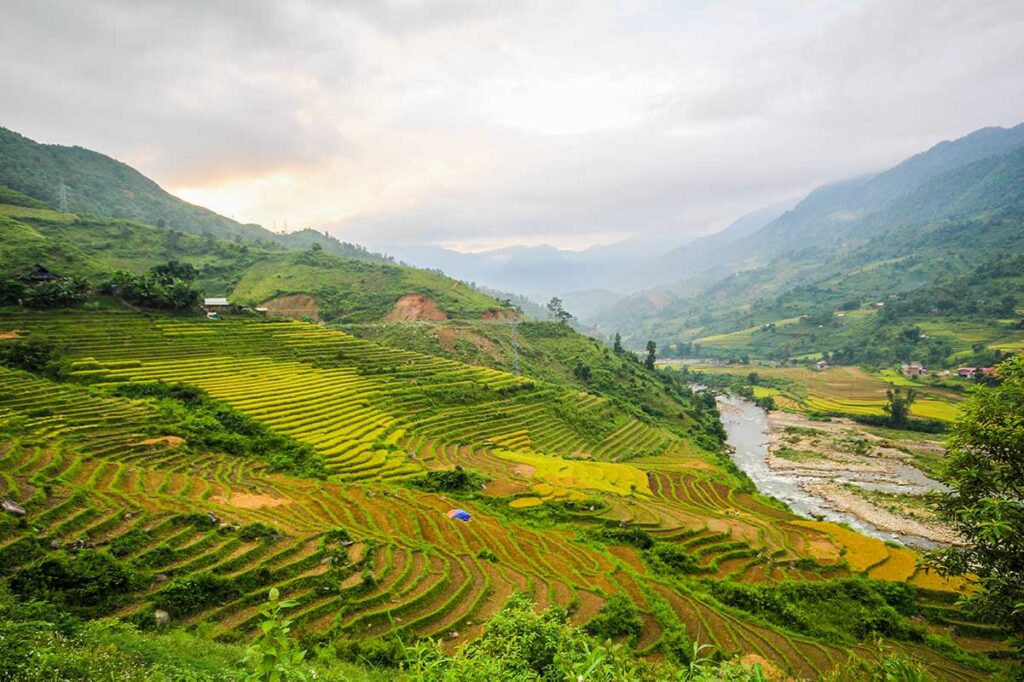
left=901, top=362, right=926, bottom=378
left=203, top=297, right=232, bottom=311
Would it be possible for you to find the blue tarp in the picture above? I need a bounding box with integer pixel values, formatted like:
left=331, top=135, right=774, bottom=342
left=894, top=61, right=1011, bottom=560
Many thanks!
left=447, top=508, right=472, bottom=522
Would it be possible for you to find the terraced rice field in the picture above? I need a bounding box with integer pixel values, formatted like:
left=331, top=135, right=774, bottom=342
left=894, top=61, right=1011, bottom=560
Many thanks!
left=0, top=311, right=998, bottom=679
left=697, top=365, right=964, bottom=422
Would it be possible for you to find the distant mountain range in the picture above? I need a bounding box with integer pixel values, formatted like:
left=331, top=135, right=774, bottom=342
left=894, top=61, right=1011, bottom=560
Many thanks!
left=585, top=122, right=1024, bottom=357
left=381, top=198, right=795, bottom=311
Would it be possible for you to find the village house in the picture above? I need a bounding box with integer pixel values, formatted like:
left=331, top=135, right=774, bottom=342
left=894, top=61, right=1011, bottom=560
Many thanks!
left=203, top=297, right=232, bottom=312
left=901, top=362, right=926, bottom=378
left=959, top=367, right=998, bottom=379
left=815, top=359, right=830, bottom=371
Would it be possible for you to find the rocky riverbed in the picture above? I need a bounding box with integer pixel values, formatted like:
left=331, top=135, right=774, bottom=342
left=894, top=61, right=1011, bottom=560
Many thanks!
left=716, top=393, right=958, bottom=548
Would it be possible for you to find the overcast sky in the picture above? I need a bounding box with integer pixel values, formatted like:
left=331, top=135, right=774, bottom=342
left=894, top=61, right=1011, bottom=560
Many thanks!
left=2, top=1, right=1023, bottom=251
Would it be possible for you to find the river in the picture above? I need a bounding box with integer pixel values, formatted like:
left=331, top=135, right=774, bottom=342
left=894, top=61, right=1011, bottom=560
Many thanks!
left=714, top=392, right=942, bottom=549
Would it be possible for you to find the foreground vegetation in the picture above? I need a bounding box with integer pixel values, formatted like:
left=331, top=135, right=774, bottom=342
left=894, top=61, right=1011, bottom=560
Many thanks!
left=5, top=585, right=958, bottom=681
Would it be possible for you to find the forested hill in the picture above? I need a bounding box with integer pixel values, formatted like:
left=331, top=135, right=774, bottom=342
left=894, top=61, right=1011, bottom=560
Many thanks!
left=0, top=126, right=389, bottom=262
left=0, top=192, right=514, bottom=323
left=589, top=123, right=1024, bottom=365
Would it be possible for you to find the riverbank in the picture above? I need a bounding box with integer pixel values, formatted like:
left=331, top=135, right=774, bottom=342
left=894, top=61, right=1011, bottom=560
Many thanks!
left=715, top=394, right=958, bottom=548
left=766, top=410, right=958, bottom=545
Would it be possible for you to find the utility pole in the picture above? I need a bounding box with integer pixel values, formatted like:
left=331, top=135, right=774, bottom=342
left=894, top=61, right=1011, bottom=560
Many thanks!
left=57, top=178, right=68, bottom=213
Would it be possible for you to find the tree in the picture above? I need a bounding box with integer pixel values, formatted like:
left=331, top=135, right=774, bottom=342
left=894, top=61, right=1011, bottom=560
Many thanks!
left=0, top=336, right=67, bottom=379
left=882, top=387, right=916, bottom=428
left=100, top=269, right=199, bottom=310
left=928, top=355, right=1024, bottom=660
left=613, top=333, right=623, bottom=354
left=20, top=277, right=89, bottom=308
left=0, top=277, right=25, bottom=306
left=150, top=260, right=198, bottom=283
left=573, top=360, right=591, bottom=382
left=546, top=297, right=572, bottom=325
left=644, top=340, right=657, bottom=370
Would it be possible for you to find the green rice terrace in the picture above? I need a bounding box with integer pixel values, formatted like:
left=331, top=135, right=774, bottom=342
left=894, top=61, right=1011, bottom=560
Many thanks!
left=0, top=310, right=1007, bottom=679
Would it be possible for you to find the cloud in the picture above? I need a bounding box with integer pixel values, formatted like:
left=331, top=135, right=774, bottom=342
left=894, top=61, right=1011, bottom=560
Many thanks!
left=1, top=0, right=1022, bottom=250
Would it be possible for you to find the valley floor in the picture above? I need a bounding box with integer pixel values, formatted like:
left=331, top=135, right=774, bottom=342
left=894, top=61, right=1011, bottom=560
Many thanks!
left=763, top=410, right=957, bottom=547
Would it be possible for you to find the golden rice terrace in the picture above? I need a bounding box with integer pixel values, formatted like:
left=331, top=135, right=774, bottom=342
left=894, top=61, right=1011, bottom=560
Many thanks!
left=0, top=310, right=1005, bottom=679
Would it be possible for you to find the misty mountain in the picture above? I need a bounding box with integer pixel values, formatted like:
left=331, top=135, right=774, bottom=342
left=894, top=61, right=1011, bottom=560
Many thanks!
left=381, top=239, right=656, bottom=301
left=589, top=122, right=1024, bottom=347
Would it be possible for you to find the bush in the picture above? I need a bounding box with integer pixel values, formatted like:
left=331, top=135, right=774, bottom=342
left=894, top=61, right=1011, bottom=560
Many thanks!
left=238, top=523, right=280, bottom=542
left=708, top=578, right=923, bottom=644
left=107, top=530, right=151, bottom=558
left=465, top=593, right=586, bottom=677
left=0, top=336, right=69, bottom=380
left=645, top=542, right=701, bottom=574
left=594, top=526, right=654, bottom=550
left=155, top=572, right=237, bottom=618
left=477, top=549, right=499, bottom=563
left=850, top=413, right=946, bottom=433
left=411, top=465, right=488, bottom=493
left=8, top=550, right=140, bottom=617
left=584, top=594, right=644, bottom=642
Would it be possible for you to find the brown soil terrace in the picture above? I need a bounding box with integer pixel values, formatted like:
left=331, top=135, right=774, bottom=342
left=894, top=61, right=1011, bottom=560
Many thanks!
left=133, top=436, right=186, bottom=446
left=212, top=492, right=292, bottom=509
left=384, top=294, right=447, bottom=321
left=262, top=294, right=321, bottom=322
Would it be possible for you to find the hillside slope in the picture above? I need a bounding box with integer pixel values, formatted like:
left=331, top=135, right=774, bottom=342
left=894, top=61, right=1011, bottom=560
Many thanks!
left=0, top=200, right=514, bottom=322
left=343, top=319, right=719, bottom=445
left=592, top=123, right=1024, bottom=361
left=0, top=126, right=389, bottom=261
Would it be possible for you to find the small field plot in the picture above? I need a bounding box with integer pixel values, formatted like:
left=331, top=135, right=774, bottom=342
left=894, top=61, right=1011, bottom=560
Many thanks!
left=493, top=448, right=652, bottom=497
left=697, top=364, right=963, bottom=422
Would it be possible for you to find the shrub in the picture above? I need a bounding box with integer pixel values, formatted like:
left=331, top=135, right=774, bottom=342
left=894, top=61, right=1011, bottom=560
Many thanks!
left=595, top=526, right=654, bottom=550
left=107, top=530, right=152, bottom=558
left=155, top=572, right=237, bottom=618
left=584, top=594, right=644, bottom=642
left=645, top=542, right=700, bottom=574
left=8, top=550, right=140, bottom=617
left=238, top=523, right=280, bottom=542
left=0, top=336, right=69, bottom=380
left=411, top=465, right=488, bottom=493
left=477, top=549, right=499, bottom=563
left=110, top=381, right=325, bottom=478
